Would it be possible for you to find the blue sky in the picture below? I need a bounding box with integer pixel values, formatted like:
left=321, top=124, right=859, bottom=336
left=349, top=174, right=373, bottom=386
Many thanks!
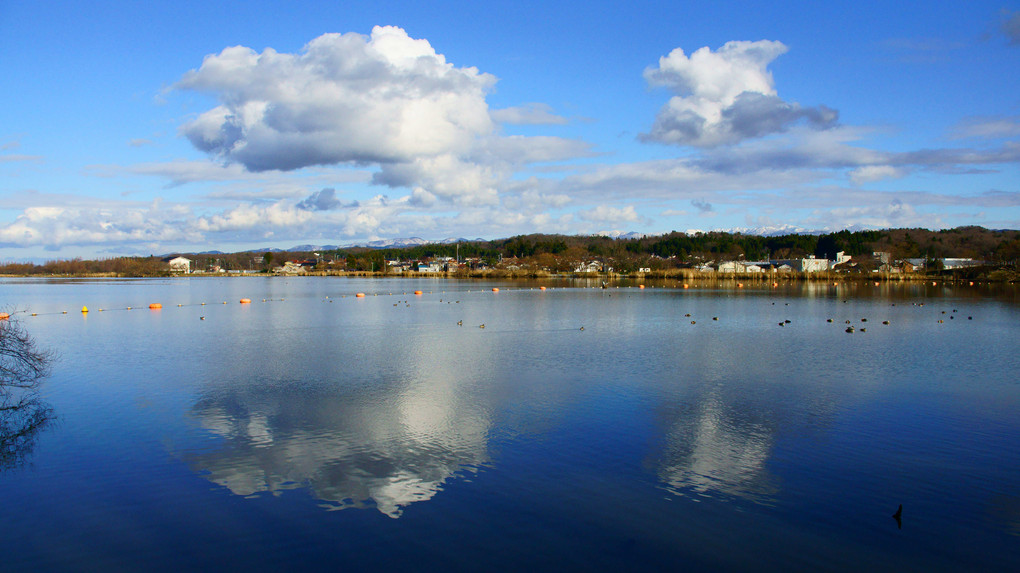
left=2, top=1, right=1019, bottom=260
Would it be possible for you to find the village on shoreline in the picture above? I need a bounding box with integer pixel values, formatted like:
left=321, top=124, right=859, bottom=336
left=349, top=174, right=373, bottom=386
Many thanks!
left=3, top=227, right=1019, bottom=283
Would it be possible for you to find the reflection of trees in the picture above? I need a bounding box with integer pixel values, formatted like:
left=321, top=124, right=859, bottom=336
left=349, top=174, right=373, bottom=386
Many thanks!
left=184, top=377, right=491, bottom=518
left=0, top=315, right=55, bottom=472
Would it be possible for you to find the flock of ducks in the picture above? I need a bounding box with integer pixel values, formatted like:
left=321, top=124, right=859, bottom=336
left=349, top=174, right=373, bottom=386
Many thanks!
left=178, top=288, right=976, bottom=337
left=383, top=290, right=974, bottom=335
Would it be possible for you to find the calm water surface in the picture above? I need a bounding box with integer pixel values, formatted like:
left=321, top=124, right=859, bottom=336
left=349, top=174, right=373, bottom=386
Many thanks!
left=1, top=277, right=1018, bottom=571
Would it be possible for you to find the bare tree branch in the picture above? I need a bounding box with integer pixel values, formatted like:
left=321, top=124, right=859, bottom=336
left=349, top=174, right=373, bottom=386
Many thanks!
left=0, top=312, right=56, bottom=471
left=0, top=314, right=54, bottom=390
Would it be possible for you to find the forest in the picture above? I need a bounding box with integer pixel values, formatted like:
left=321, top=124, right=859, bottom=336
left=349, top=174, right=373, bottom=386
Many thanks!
left=2, top=226, right=1019, bottom=279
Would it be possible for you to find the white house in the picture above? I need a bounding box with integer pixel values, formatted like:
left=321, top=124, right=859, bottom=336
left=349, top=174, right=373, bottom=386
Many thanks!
left=276, top=261, right=307, bottom=275
left=718, top=261, right=764, bottom=273
left=942, top=258, right=980, bottom=269
left=168, top=256, right=191, bottom=274
left=798, top=256, right=830, bottom=273
left=773, top=251, right=852, bottom=273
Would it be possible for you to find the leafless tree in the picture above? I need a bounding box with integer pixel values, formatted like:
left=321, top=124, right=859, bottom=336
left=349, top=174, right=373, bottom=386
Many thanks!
left=1, top=313, right=55, bottom=471
left=0, top=315, right=53, bottom=390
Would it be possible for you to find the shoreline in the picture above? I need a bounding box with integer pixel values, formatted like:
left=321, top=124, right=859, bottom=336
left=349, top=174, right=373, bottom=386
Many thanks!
left=1, top=269, right=1017, bottom=284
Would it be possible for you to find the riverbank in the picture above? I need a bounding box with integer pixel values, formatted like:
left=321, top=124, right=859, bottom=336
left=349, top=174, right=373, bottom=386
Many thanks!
left=2, top=267, right=1017, bottom=283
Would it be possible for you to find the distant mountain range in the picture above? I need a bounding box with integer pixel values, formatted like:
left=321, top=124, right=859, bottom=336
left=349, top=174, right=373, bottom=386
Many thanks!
left=721, top=224, right=877, bottom=236
left=196, top=229, right=841, bottom=257
left=229, top=237, right=486, bottom=254
left=191, top=227, right=878, bottom=257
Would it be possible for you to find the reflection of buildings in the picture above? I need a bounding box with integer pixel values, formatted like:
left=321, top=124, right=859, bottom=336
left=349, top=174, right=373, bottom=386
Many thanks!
left=653, top=392, right=778, bottom=504
left=184, top=377, right=491, bottom=518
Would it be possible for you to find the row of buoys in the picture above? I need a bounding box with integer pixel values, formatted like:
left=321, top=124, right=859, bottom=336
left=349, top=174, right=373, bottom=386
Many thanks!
left=67, top=299, right=253, bottom=313
left=14, top=296, right=307, bottom=320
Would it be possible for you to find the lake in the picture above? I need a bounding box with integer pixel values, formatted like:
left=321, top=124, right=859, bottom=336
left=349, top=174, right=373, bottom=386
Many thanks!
left=1, top=276, right=1018, bottom=571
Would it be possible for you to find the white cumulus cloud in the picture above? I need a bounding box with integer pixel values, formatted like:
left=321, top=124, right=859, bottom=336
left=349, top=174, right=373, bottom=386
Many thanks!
left=642, top=40, right=837, bottom=147
left=0, top=202, right=200, bottom=248
left=176, top=26, right=496, bottom=172
left=173, top=27, right=591, bottom=209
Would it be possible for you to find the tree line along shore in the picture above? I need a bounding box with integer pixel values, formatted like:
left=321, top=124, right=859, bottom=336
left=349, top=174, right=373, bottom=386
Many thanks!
left=2, top=226, right=1018, bottom=282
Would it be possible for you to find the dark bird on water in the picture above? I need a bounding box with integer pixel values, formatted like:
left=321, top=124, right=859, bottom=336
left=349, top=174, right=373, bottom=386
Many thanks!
left=893, top=504, right=903, bottom=529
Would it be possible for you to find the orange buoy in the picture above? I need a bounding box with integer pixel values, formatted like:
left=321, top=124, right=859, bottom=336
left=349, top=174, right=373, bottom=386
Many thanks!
left=414, top=290, right=423, bottom=295
left=639, top=284, right=645, bottom=289
left=539, top=286, right=546, bottom=290
left=492, top=288, right=499, bottom=292
left=683, top=283, right=689, bottom=289
left=0, top=312, right=9, bottom=320
left=240, top=298, right=251, bottom=304
left=148, top=303, right=162, bottom=309
left=737, top=283, right=744, bottom=288
left=356, top=293, right=365, bottom=298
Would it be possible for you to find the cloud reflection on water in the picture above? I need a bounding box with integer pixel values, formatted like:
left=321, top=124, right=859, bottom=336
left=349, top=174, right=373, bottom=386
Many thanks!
left=184, top=374, right=491, bottom=518
left=653, top=390, right=779, bottom=504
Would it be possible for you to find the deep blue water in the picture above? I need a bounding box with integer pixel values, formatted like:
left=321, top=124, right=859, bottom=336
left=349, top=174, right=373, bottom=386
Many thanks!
left=1, top=277, right=1018, bottom=571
